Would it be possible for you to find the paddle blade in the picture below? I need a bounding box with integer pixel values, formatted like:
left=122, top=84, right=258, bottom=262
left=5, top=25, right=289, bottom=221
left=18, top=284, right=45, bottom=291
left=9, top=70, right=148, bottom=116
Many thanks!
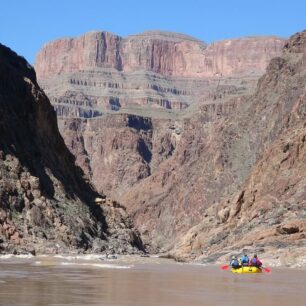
left=221, top=265, right=229, bottom=270
left=263, top=267, right=271, bottom=273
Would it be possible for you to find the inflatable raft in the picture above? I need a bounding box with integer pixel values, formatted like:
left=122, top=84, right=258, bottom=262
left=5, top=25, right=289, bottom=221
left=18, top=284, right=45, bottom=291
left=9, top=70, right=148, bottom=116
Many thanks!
left=231, top=266, right=262, bottom=274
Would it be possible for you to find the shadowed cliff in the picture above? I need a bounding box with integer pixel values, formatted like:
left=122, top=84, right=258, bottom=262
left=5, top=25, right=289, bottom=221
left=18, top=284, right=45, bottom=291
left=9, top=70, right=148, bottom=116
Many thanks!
left=0, top=43, right=143, bottom=254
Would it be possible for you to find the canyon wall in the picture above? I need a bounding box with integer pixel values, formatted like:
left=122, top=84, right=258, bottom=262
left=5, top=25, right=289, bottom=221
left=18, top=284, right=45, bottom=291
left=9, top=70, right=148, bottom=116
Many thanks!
left=36, top=31, right=283, bottom=78
left=130, top=31, right=306, bottom=253
left=0, top=43, right=143, bottom=254
left=34, top=30, right=284, bottom=199
left=35, top=31, right=284, bottom=116
left=34, top=30, right=306, bottom=257
left=170, top=30, right=306, bottom=262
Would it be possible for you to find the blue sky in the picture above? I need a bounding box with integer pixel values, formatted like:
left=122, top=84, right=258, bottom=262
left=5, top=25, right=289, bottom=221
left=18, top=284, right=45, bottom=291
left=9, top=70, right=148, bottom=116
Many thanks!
left=1, top=0, right=306, bottom=64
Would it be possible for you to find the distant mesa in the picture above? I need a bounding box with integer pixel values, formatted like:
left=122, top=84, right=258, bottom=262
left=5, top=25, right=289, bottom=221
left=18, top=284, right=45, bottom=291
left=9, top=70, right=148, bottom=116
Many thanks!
left=127, top=30, right=204, bottom=43
left=34, top=30, right=284, bottom=118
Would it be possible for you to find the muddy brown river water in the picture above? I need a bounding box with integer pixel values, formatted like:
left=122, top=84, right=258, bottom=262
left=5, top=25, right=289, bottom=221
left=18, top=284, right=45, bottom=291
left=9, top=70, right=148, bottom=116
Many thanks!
left=0, top=255, right=305, bottom=306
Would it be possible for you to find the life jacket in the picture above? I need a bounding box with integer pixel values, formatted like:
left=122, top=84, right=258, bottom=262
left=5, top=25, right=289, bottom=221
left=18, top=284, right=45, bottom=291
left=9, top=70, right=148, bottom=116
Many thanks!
left=231, top=259, right=239, bottom=267
left=251, top=258, right=258, bottom=265
left=241, top=255, right=249, bottom=264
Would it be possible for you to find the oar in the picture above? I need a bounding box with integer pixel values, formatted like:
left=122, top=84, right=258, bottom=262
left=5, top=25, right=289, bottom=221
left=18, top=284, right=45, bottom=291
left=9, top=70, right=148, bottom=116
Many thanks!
left=221, top=265, right=229, bottom=270
left=262, top=266, right=271, bottom=273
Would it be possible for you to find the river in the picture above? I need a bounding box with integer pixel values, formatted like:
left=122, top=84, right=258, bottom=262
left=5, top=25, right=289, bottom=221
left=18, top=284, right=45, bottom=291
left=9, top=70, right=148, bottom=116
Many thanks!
left=0, top=255, right=305, bottom=306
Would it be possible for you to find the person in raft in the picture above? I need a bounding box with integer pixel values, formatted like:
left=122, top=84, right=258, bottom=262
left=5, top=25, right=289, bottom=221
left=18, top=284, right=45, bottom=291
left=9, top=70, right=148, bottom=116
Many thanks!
left=249, top=254, right=262, bottom=268
left=230, top=256, right=240, bottom=269
left=240, top=253, right=249, bottom=266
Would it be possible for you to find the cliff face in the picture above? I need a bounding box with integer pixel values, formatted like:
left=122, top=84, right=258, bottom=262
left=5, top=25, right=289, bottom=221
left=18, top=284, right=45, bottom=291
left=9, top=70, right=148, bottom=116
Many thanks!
left=122, top=33, right=282, bottom=77
left=35, top=32, right=123, bottom=77
left=34, top=29, right=306, bottom=259
left=57, top=114, right=156, bottom=198
left=125, top=31, right=306, bottom=254
left=171, top=122, right=306, bottom=264
left=170, top=30, right=306, bottom=263
left=34, top=30, right=284, bottom=206
left=36, top=31, right=283, bottom=78
left=119, top=99, right=246, bottom=251
left=0, top=44, right=143, bottom=254
left=35, top=31, right=284, bottom=116
left=57, top=112, right=184, bottom=201
left=57, top=97, right=245, bottom=251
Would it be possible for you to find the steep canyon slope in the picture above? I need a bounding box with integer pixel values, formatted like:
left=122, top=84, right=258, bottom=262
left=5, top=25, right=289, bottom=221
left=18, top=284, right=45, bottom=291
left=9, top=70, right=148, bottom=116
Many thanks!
left=35, top=30, right=306, bottom=256
left=0, top=44, right=143, bottom=254
left=35, top=31, right=284, bottom=200
left=170, top=30, right=306, bottom=263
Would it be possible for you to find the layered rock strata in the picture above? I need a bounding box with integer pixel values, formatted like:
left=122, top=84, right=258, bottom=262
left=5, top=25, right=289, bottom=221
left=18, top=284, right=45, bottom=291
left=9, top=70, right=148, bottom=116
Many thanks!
left=35, top=30, right=285, bottom=212
left=35, top=31, right=284, bottom=117
left=36, top=31, right=283, bottom=78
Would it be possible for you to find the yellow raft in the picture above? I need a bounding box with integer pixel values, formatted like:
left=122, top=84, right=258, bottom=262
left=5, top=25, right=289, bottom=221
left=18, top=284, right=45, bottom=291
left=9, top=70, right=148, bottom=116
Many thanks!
left=231, top=266, right=262, bottom=274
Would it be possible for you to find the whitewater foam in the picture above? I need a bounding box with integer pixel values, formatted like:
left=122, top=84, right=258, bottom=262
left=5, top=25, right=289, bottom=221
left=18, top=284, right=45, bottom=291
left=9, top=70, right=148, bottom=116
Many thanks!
left=0, top=254, right=34, bottom=259
left=60, top=262, right=132, bottom=269
left=54, top=254, right=108, bottom=261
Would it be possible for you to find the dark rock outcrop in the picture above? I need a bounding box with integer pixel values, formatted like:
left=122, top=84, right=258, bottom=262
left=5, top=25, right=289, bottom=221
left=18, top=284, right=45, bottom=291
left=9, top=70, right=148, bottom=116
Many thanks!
left=57, top=114, right=178, bottom=199
left=0, top=43, right=143, bottom=254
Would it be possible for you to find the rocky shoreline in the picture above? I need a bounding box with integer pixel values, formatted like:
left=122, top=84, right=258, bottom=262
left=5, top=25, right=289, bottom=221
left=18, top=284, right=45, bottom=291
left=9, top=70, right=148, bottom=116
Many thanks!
left=1, top=252, right=306, bottom=269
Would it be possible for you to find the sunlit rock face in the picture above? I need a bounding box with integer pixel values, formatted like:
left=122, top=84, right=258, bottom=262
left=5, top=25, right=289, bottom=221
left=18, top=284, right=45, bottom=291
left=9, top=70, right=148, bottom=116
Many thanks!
left=35, top=31, right=284, bottom=115
left=36, top=30, right=304, bottom=255
left=36, top=31, right=283, bottom=78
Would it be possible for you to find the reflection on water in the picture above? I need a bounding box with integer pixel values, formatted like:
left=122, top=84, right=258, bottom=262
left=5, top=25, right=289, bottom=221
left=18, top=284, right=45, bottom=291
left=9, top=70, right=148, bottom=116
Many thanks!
left=0, top=256, right=305, bottom=306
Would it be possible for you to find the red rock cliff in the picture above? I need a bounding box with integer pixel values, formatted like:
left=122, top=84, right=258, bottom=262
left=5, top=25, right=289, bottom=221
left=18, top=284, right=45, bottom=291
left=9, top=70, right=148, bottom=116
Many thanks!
left=35, top=31, right=284, bottom=78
